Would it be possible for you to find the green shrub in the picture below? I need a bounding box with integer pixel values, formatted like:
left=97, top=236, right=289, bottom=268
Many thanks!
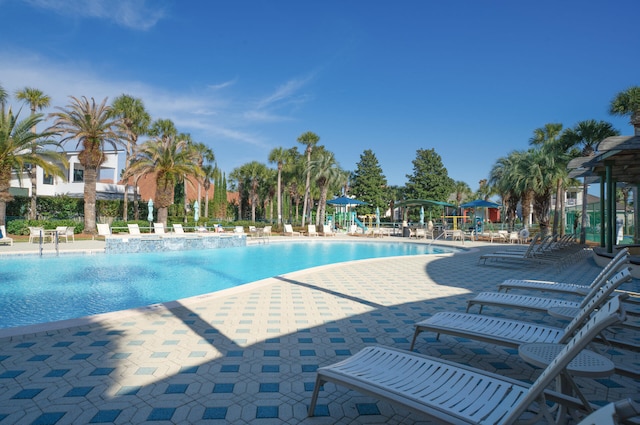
left=5, top=219, right=83, bottom=235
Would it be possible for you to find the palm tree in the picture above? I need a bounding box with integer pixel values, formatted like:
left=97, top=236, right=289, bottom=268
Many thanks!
left=452, top=180, right=471, bottom=206
left=125, top=134, right=202, bottom=225
left=0, top=109, right=67, bottom=225
left=525, top=148, right=558, bottom=235
left=201, top=163, right=215, bottom=219
left=489, top=154, right=522, bottom=230
left=297, top=131, right=320, bottom=226
left=260, top=168, right=277, bottom=222
left=283, top=147, right=304, bottom=224
left=309, top=151, right=341, bottom=227
left=15, top=87, right=51, bottom=220
left=529, top=123, right=568, bottom=235
left=562, top=120, right=620, bottom=243
left=245, top=161, right=268, bottom=222
left=609, top=86, right=640, bottom=135
left=228, top=167, right=245, bottom=220
left=0, top=84, right=8, bottom=112
left=268, top=146, right=287, bottom=226
left=49, top=96, right=124, bottom=234
left=110, top=94, right=151, bottom=221
left=190, top=142, right=215, bottom=211
left=508, top=149, right=536, bottom=229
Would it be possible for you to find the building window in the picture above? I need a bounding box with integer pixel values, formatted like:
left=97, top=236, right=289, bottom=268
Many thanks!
left=73, top=169, right=84, bottom=183
left=43, top=173, right=53, bottom=185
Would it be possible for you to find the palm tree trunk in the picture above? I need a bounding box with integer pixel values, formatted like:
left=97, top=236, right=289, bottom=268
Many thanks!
left=559, top=189, right=566, bottom=236
left=552, top=180, right=562, bottom=235
left=204, top=190, right=209, bottom=218
left=0, top=166, right=11, bottom=226
left=29, top=166, right=37, bottom=220
left=277, top=168, right=282, bottom=226
left=133, top=176, right=141, bottom=220
left=522, top=191, right=533, bottom=228
left=84, top=166, right=98, bottom=234
left=302, top=149, right=311, bottom=226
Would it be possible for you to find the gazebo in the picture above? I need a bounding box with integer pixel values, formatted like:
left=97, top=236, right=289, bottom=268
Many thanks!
left=568, top=134, right=640, bottom=252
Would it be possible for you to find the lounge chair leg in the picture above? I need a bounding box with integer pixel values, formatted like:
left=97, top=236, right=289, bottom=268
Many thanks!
left=308, top=377, right=325, bottom=416
left=409, top=329, right=420, bottom=350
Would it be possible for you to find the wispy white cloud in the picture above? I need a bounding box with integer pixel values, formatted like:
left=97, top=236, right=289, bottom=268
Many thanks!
left=207, top=78, right=237, bottom=91
left=0, top=49, right=277, bottom=153
left=254, top=76, right=313, bottom=111
left=23, top=0, right=167, bottom=30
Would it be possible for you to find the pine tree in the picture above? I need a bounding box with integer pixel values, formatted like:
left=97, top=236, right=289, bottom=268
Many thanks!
left=405, top=148, right=454, bottom=202
left=350, top=149, right=387, bottom=214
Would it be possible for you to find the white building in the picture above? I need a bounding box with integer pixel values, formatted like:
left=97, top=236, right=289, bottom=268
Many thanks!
left=10, top=150, right=132, bottom=201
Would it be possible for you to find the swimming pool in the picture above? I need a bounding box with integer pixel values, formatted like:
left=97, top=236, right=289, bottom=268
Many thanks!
left=0, top=241, right=457, bottom=329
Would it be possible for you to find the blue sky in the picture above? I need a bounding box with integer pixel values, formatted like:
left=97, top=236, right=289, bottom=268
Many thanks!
left=1, top=0, right=638, bottom=191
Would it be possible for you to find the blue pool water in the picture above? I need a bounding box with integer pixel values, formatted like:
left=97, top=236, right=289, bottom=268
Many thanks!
left=0, top=241, right=456, bottom=329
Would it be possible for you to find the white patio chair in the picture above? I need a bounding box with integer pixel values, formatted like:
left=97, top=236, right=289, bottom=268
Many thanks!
left=307, top=224, right=318, bottom=237
left=96, top=223, right=111, bottom=239
left=576, top=399, right=640, bottom=425
left=153, top=222, right=166, bottom=234
left=467, top=252, right=630, bottom=314
left=320, top=224, right=336, bottom=236
left=410, top=270, right=631, bottom=357
left=127, top=223, right=142, bottom=236
left=28, top=226, right=50, bottom=243
left=283, top=224, right=300, bottom=236
left=309, top=295, right=626, bottom=423
left=55, top=226, right=74, bottom=243
left=172, top=223, right=185, bottom=234
left=497, top=248, right=629, bottom=296
left=0, top=225, right=14, bottom=246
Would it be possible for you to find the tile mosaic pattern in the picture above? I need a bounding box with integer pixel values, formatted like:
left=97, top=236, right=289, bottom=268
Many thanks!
left=0, top=243, right=638, bottom=424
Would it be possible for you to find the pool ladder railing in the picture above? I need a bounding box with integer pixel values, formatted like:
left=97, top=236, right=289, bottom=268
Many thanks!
left=38, top=229, right=59, bottom=256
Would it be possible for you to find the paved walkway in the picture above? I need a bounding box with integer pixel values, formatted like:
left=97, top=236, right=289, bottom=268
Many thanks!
left=0, top=237, right=638, bottom=424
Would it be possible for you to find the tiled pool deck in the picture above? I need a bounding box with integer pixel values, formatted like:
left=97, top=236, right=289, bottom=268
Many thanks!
left=0, top=237, right=638, bottom=424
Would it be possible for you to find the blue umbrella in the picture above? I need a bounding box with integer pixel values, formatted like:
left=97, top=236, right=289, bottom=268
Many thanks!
left=460, top=199, right=501, bottom=208
left=375, top=207, right=380, bottom=226
left=193, top=200, right=200, bottom=223
left=326, top=196, right=367, bottom=206
left=147, top=199, right=154, bottom=222
left=419, top=206, right=425, bottom=225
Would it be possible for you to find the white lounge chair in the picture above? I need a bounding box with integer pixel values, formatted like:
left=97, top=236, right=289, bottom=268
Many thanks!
left=479, top=235, right=564, bottom=265
left=497, top=248, right=629, bottom=296
left=306, top=224, right=318, bottom=237
left=262, top=225, right=272, bottom=237
left=411, top=270, right=631, bottom=353
left=466, top=254, right=630, bottom=314
left=283, top=224, right=300, bottom=236
left=234, top=226, right=245, bottom=234
left=172, top=223, right=185, bottom=234
left=576, top=399, right=640, bottom=425
left=319, top=224, right=336, bottom=236
left=153, top=222, right=166, bottom=234
left=127, top=223, right=142, bottom=236
left=96, top=223, right=111, bottom=239
left=309, top=296, right=625, bottom=423
left=0, top=225, right=13, bottom=246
